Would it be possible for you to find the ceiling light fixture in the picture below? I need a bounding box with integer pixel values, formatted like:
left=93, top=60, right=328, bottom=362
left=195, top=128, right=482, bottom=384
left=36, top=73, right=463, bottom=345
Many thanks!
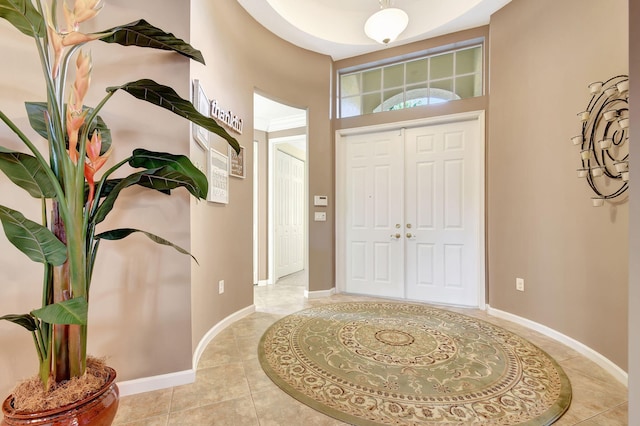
left=364, top=0, right=409, bottom=45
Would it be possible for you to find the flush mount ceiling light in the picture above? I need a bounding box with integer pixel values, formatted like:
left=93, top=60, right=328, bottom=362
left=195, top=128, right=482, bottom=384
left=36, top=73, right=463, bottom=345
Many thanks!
left=364, top=0, right=409, bottom=45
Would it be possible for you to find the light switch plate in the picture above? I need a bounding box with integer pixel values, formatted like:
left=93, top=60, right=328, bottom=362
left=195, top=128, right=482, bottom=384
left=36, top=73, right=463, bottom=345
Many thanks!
left=314, top=195, right=328, bottom=206
left=314, top=211, right=327, bottom=221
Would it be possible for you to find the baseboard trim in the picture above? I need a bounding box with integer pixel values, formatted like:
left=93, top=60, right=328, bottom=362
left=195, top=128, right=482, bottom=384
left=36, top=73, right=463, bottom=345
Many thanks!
left=116, top=304, right=256, bottom=397
left=304, top=288, right=335, bottom=299
left=487, top=305, right=628, bottom=386
left=192, top=304, right=256, bottom=369
left=117, top=369, right=195, bottom=397
left=256, top=280, right=269, bottom=286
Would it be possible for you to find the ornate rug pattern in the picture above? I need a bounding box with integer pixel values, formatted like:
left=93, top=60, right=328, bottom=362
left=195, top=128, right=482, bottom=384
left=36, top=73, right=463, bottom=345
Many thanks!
left=258, top=302, right=571, bottom=425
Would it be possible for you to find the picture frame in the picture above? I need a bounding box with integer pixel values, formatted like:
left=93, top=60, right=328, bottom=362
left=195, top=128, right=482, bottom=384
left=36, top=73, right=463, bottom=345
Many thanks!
left=208, top=148, right=229, bottom=204
left=192, top=79, right=209, bottom=150
left=228, top=145, right=245, bottom=178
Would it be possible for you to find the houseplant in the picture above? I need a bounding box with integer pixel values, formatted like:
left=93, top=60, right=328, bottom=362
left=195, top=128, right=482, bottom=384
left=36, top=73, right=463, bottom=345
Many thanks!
left=0, top=0, right=239, bottom=420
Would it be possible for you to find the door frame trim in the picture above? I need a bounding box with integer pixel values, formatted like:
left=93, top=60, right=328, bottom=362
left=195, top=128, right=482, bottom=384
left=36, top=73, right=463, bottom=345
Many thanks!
left=335, top=111, right=486, bottom=309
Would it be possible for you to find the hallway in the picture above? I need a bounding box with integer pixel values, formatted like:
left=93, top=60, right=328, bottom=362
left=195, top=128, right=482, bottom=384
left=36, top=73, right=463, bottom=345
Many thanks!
left=113, top=275, right=628, bottom=425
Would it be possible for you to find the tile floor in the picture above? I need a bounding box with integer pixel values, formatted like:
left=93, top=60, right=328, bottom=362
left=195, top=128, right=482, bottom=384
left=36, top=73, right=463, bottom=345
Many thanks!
left=113, top=272, right=628, bottom=425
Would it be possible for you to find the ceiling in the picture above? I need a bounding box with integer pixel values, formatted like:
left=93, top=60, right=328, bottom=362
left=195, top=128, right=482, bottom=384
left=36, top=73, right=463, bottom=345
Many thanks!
left=237, top=0, right=511, bottom=60
left=245, top=0, right=511, bottom=133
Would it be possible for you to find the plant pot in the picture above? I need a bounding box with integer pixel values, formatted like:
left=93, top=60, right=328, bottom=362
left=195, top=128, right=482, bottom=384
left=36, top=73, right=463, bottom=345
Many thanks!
left=1, top=368, right=118, bottom=426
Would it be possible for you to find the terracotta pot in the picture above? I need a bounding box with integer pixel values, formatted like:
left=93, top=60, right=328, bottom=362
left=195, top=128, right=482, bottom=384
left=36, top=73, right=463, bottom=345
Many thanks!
left=1, top=367, right=119, bottom=426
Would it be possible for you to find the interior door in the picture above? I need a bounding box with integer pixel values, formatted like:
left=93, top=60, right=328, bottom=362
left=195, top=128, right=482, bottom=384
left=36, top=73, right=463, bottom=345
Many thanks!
left=404, top=120, right=481, bottom=306
left=275, top=149, right=305, bottom=279
left=344, top=130, right=405, bottom=298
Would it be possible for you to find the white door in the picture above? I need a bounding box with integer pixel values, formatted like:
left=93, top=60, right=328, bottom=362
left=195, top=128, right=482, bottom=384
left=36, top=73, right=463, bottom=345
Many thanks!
left=341, top=117, right=483, bottom=306
left=404, top=121, right=480, bottom=306
left=344, top=130, right=405, bottom=298
left=275, top=149, right=305, bottom=279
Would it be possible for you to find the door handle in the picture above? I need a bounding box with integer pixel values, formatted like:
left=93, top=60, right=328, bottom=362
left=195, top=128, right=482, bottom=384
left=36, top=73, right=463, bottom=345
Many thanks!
left=390, top=233, right=401, bottom=240
left=406, top=233, right=415, bottom=239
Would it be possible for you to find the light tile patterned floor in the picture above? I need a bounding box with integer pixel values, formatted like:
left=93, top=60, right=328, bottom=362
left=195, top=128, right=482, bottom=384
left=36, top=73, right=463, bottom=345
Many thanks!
left=113, top=271, right=628, bottom=425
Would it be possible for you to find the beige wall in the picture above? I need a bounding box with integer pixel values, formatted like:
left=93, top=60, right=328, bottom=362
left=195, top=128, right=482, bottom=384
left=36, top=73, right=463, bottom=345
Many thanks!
left=628, top=0, right=639, bottom=420
left=0, top=1, right=193, bottom=396
left=488, top=0, right=629, bottom=370
left=188, top=0, right=333, bottom=348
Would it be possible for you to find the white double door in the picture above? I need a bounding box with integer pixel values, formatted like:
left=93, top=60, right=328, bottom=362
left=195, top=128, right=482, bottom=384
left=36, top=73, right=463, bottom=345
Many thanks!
left=340, top=117, right=483, bottom=307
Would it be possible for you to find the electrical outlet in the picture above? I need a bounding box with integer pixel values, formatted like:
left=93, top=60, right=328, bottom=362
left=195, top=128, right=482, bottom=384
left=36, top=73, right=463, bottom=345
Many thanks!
left=516, top=278, right=525, bottom=292
left=218, top=280, right=225, bottom=294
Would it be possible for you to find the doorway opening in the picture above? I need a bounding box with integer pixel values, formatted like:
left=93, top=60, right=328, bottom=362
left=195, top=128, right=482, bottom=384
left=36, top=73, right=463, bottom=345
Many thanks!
left=253, top=92, right=308, bottom=288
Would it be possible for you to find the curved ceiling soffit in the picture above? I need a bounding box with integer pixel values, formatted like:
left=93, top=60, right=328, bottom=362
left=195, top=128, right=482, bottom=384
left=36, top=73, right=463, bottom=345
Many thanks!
left=236, top=0, right=511, bottom=60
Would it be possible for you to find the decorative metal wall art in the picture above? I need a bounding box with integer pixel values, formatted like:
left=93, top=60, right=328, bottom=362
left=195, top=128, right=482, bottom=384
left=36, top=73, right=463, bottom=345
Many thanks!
left=572, top=75, right=629, bottom=206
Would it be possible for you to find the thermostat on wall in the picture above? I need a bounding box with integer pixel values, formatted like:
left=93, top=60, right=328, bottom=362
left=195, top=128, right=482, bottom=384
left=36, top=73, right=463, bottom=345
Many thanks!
left=314, top=195, right=328, bottom=206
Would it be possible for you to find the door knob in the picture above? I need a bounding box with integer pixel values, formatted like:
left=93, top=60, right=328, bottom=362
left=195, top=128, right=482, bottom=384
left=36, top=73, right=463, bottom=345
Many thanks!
left=390, top=233, right=401, bottom=239
left=406, top=223, right=412, bottom=229
left=406, top=233, right=413, bottom=239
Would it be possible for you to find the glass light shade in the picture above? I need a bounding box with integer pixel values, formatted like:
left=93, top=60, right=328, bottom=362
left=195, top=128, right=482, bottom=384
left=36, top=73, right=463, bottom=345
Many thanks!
left=364, top=8, right=409, bottom=44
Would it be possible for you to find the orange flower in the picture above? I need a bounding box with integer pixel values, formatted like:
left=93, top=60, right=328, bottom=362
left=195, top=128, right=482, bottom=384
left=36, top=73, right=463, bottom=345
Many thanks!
left=47, top=2, right=102, bottom=78
left=65, top=0, right=104, bottom=28
left=84, top=131, right=112, bottom=206
left=66, top=51, right=92, bottom=164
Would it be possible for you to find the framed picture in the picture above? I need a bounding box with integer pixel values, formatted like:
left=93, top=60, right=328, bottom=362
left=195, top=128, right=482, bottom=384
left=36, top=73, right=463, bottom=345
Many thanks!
left=192, top=79, right=209, bottom=150
left=228, top=145, right=245, bottom=178
left=208, top=148, right=229, bottom=204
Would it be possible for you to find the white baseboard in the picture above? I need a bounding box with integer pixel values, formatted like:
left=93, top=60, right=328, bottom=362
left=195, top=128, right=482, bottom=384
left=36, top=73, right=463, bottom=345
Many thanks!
left=304, top=287, right=335, bottom=299
left=487, top=305, right=628, bottom=386
left=117, top=369, right=195, bottom=397
left=192, top=304, right=256, bottom=369
left=256, top=280, right=269, bottom=286
left=116, top=304, right=256, bottom=397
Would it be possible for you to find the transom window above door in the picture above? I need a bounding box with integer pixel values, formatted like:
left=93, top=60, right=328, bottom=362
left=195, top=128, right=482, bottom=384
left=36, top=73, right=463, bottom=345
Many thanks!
left=339, top=45, right=483, bottom=118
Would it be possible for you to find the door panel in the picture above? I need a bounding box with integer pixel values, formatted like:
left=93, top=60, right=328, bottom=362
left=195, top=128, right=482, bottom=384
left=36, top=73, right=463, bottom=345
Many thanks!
left=275, top=150, right=304, bottom=279
left=405, top=120, right=480, bottom=306
left=344, top=131, right=404, bottom=298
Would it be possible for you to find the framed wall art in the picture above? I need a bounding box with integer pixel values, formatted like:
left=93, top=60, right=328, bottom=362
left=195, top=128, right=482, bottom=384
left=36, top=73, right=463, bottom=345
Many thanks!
left=229, top=145, right=245, bottom=178
left=208, top=148, right=229, bottom=204
left=192, top=79, right=209, bottom=150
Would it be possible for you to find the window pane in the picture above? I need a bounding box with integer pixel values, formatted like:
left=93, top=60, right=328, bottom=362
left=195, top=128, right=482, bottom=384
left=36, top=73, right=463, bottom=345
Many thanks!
left=406, top=59, right=428, bottom=85
left=382, top=88, right=404, bottom=111
left=430, top=79, right=455, bottom=103
left=455, top=75, right=478, bottom=98
left=430, top=53, right=454, bottom=80
left=405, top=84, right=428, bottom=108
left=340, top=96, right=361, bottom=118
left=362, top=69, right=381, bottom=93
left=456, top=47, right=482, bottom=75
left=363, top=93, right=382, bottom=114
left=383, top=64, right=404, bottom=89
left=340, top=74, right=360, bottom=97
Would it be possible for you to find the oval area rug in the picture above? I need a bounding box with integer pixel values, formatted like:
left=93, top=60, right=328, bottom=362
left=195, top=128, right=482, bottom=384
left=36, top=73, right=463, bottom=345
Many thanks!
left=258, top=302, right=571, bottom=425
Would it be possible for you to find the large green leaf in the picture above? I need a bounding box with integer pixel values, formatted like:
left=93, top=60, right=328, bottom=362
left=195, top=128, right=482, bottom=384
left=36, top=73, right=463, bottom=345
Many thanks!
left=129, top=149, right=207, bottom=197
left=0, top=205, right=67, bottom=265
left=0, top=146, right=56, bottom=198
left=92, top=164, right=207, bottom=225
left=96, top=178, right=170, bottom=201
left=98, top=19, right=205, bottom=65
left=106, top=79, right=240, bottom=152
left=0, top=0, right=45, bottom=38
left=136, top=166, right=207, bottom=198
left=0, top=313, right=38, bottom=332
left=31, top=298, right=88, bottom=325
left=26, top=102, right=113, bottom=154
left=95, top=228, right=197, bottom=263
